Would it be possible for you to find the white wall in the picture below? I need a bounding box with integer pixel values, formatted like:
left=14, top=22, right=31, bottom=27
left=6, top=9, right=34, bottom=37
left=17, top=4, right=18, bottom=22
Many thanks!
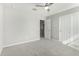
left=3, top=4, right=40, bottom=47
left=45, top=18, right=51, bottom=40
left=48, top=3, right=79, bottom=16
left=51, top=16, right=59, bottom=40
left=2, top=3, right=79, bottom=47
left=0, top=4, right=3, bottom=55
left=45, top=3, right=79, bottom=40
left=47, top=4, right=79, bottom=41
left=46, top=16, right=59, bottom=40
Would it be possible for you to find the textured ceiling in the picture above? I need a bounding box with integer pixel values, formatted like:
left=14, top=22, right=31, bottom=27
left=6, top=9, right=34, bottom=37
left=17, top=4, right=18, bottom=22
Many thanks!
left=2, top=3, right=79, bottom=18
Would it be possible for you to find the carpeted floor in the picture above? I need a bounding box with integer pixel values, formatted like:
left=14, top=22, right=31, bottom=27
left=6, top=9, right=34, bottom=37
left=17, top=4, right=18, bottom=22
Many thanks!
left=1, top=39, right=79, bottom=56
left=68, top=39, right=79, bottom=51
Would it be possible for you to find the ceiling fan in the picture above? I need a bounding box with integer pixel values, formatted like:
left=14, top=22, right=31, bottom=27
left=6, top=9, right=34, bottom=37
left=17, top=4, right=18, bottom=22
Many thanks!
left=32, top=3, right=53, bottom=12
left=36, top=3, right=53, bottom=12
left=35, top=3, right=53, bottom=7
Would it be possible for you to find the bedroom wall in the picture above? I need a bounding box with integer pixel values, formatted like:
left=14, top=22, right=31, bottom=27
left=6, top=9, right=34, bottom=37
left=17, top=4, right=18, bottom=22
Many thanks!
left=0, top=4, right=3, bottom=55
left=47, top=6, right=79, bottom=40
left=3, top=4, right=40, bottom=47
left=46, top=4, right=79, bottom=40
left=46, top=16, right=59, bottom=40
left=48, top=3, right=79, bottom=16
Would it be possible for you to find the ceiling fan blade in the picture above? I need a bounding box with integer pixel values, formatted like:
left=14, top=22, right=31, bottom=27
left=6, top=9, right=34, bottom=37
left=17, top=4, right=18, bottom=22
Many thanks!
left=35, top=3, right=54, bottom=7
left=36, top=5, right=45, bottom=7
left=47, top=3, right=54, bottom=6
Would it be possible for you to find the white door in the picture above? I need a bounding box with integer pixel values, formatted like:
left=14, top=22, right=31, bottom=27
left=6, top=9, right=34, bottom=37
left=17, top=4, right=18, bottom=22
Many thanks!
left=45, top=19, right=51, bottom=40
left=72, top=12, right=79, bottom=40
left=59, top=14, right=72, bottom=43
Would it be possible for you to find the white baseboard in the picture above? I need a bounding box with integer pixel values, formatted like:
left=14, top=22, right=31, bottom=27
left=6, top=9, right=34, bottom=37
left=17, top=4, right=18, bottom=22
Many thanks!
left=3, top=38, right=40, bottom=48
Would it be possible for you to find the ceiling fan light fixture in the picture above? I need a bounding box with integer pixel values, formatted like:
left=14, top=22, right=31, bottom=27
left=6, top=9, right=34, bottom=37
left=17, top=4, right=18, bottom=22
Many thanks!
left=45, top=6, right=49, bottom=10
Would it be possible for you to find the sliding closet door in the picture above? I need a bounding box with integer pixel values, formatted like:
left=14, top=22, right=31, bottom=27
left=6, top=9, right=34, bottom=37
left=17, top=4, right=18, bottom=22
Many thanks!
left=72, top=12, right=79, bottom=40
left=45, top=19, right=51, bottom=40
left=59, top=14, right=72, bottom=42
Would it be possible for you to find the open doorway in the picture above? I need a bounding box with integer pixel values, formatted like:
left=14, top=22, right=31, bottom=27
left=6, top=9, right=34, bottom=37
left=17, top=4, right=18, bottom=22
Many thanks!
left=40, top=20, right=45, bottom=38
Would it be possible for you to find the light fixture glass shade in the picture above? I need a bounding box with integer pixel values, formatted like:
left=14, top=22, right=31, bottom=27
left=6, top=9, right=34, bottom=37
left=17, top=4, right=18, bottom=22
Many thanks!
left=45, top=6, right=49, bottom=10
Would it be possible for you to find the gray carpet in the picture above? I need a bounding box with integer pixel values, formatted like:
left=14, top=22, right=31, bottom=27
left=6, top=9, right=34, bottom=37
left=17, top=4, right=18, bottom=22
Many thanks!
left=1, top=40, right=79, bottom=56
left=68, top=39, right=79, bottom=51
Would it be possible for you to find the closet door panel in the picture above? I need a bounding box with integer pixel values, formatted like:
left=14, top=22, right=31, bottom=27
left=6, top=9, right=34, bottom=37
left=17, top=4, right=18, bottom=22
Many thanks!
left=72, top=12, right=79, bottom=40
left=59, top=14, right=72, bottom=42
